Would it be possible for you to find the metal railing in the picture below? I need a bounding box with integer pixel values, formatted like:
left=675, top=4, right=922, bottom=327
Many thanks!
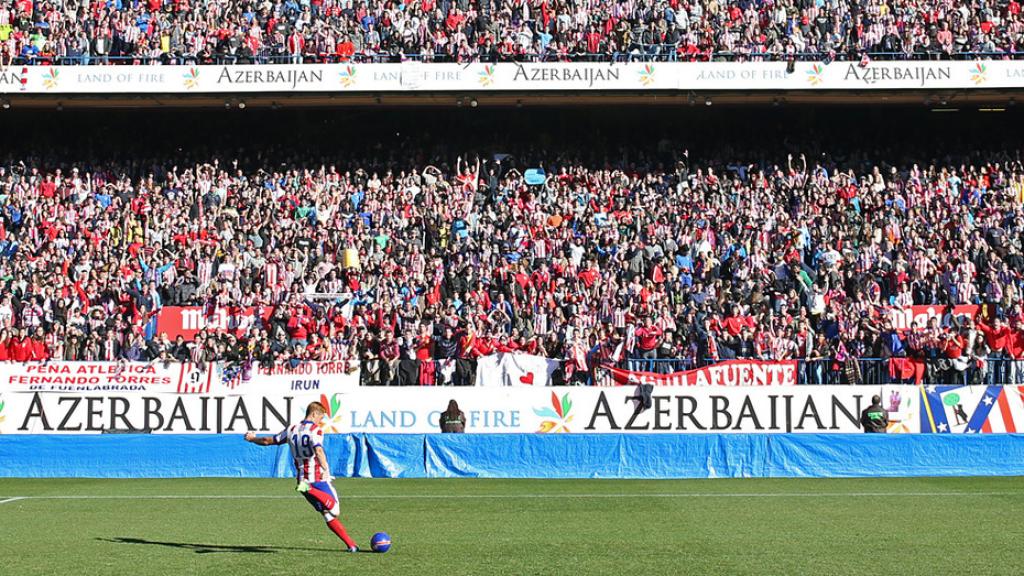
left=5, top=50, right=1024, bottom=66
left=355, top=356, right=1024, bottom=387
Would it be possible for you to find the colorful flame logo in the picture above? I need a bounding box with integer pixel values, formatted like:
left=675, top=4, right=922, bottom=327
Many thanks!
left=638, top=64, right=655, bottom=87
left=183, top=68, right=200, bottom=89
left=319, top=393, right=344, bottom=433
left=970, top=62, right=987, bottom=86
left=535, top=392, right=573, bottom=433
left=806, top=63, right=824, bottom=86
left=42, top=68, right=59, bottom=90
left=478, top=65, right=495, bottom=87
left=339, top=66, right=357, bottom=88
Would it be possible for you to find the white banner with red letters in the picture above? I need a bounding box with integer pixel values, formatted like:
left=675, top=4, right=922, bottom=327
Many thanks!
left=0, top=361, right=206, bottom=394
left=601, top=360, right=799, bottom=387
left=0, top=361, right=358, bottom=395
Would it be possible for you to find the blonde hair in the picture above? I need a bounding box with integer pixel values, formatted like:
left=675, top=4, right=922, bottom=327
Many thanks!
left=305, top=402, right=327, bottom=418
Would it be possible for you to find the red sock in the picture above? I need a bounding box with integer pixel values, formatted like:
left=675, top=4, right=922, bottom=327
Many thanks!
left=306, top=487, right=336, bottom=510
left=327, top=518, right=357, bottom=549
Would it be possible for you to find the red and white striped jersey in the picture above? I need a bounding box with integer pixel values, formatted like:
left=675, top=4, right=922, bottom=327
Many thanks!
left=273, top=420, right=326, bottom=483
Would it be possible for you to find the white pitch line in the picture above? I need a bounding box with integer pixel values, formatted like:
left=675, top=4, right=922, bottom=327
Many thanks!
left=0, top=491, right=1018, bottom=501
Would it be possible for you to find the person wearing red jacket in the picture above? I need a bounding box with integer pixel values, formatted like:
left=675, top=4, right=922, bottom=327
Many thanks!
left=288, top=307, right=313, bottom=347
left=459, top=326, right=478, bottom=359
left=28, top=327, right=49, bottom=361
left=8, top=328, right=32, bottom=362
left=635, top=316, right=663, bottom=359
left=1007, top=319, right=1024, bottom=385
left=942, top=330, right=966, bottom=360
left=415, top=328, right=435, bottom=386
left=721, top=305, right=756, bottom=337
left=494, top=334, right=519, bottom=353
left=977, top=316, right=1015, bottom=384
left=977, top=317, right=1012, bottom=351
left=472, top=333, right=495, bottom=357
left=336, top=36, right=355, bottom=61
left=941, top=328, right=969, bottom=384
left=287, top=31, right=305, bottom=63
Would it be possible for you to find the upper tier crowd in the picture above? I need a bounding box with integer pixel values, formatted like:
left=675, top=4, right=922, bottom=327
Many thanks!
left=1, top=0, right=1024, bottom=65
left=0, top=135, right=1023, bottom=385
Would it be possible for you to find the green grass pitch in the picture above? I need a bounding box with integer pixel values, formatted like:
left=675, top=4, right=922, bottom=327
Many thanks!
left=0, top=477, right=1022, bottom=576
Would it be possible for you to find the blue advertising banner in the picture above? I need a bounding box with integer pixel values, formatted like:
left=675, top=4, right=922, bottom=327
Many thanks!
left=1, top=434, right=1023, bottom=479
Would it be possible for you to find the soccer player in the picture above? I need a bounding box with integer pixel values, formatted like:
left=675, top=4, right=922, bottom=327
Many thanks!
left=244, top=401, right=359, bottom=552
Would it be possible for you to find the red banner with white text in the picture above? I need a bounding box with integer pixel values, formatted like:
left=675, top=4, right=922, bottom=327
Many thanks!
left=157, top=304, right=984, bottom=341
left=601, top=360, right=798, bottom=387
left=884, top=305, right=981, bottom=331
left=155, top=306, right=274, bottom=340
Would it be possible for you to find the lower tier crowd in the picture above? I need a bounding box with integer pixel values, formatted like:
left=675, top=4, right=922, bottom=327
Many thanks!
left=0, top=110, right=1022, bottom=386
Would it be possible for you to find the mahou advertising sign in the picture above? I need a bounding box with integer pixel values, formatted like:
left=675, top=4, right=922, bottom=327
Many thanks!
left=885, top=305, right=980, bottom=331
left=155, top=306, right=273, bottom=339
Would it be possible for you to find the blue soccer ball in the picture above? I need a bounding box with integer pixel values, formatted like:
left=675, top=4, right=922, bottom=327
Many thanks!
left=370, top=532, right=392, bottom=553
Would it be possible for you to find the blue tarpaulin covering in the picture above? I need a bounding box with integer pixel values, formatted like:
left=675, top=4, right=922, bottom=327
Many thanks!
left=1, top=434, right=1023, bottom=479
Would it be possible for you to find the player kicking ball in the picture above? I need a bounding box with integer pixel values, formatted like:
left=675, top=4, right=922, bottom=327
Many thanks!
left=245, top=401, right=360, bottom=553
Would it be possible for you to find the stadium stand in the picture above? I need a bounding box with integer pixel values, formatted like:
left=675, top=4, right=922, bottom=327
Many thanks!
left=0, top=108, right=1022, bottom=387
left=1, top=0, right=1023, bottom=65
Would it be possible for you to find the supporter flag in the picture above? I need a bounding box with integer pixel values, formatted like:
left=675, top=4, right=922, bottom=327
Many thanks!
left=175, top=363, right=213, bottom=394
left=888, top=357, right=925, bottom=384
left=918, top=385, right=1024, bottom=433
left=474, top=355, right=501, bottom=386
left=474, top=353, right=559, bottom=387
left=436, top=358, right=457, bottom=385
left=214, top=361, right=253, bottom=391
left=569, top=342, right=588, bottom=373
left=524, top=168, right=546, bottom=186
left=981, top=387, right=1024, bottom=433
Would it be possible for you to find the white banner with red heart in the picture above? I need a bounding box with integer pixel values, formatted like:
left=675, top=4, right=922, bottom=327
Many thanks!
left=474, top=353, right=560, bottom=387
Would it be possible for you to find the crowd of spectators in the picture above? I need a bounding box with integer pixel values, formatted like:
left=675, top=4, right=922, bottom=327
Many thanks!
left=0, top=109, right=1023, bottom=385
left=2, top=0, right=1024, bottom=66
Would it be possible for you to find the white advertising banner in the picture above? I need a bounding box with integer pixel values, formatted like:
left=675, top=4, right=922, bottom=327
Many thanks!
left=2, top=359, right=1020, bottom=435
left=0, top=384, right=922, bottom=434
left=0, top=390, right=322, bottom=434
left=1, top=61, right=1021, bottom=94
